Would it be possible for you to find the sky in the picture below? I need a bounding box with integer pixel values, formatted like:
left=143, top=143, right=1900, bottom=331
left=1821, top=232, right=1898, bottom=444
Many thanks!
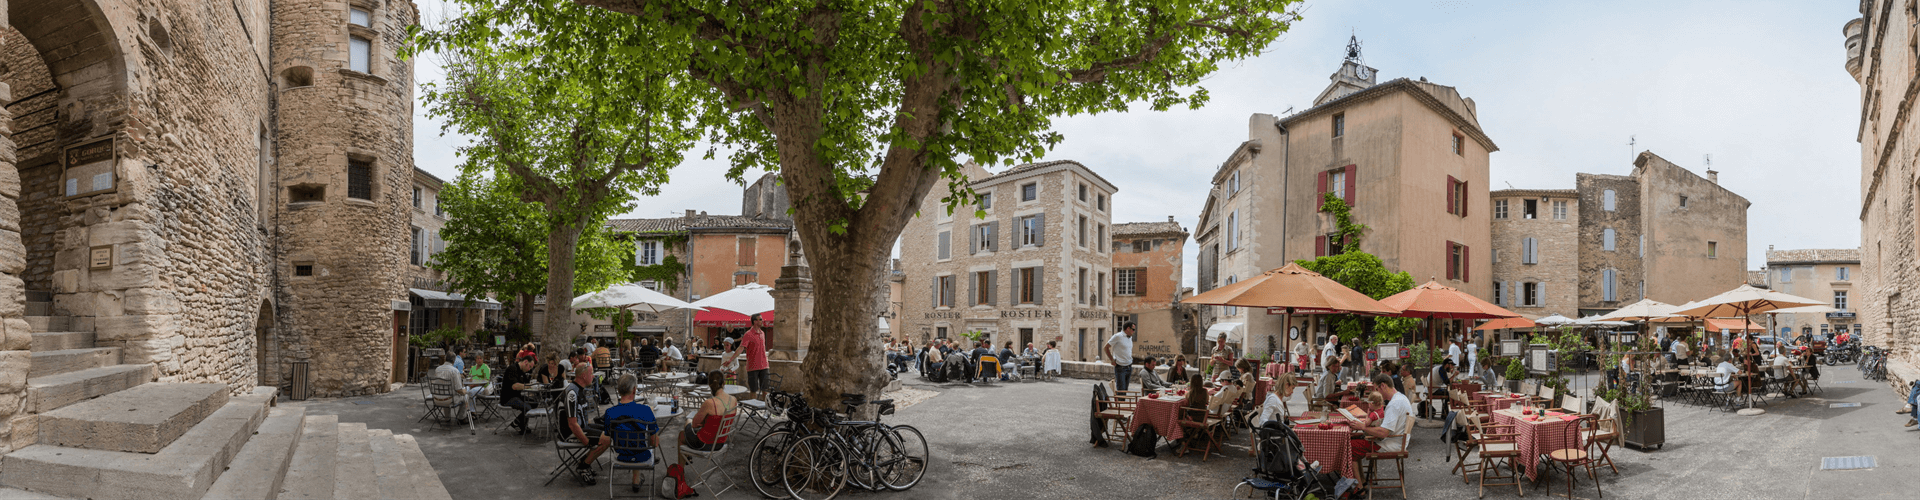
left=410, top=0, right=1866, bottom=290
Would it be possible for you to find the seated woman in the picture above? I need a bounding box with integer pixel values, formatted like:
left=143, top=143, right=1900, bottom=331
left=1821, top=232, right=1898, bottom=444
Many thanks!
left=1166, top=355, right=1191, bottom=383
left=538, top=353, right=565, bottom=386
left=671, top=370, right=740, bottom=489
left=1042, top=342, right=1063, bottom=377
left=1182, top=374, right=1211, bottom=418
left=925, top=345, right=947, bottom=379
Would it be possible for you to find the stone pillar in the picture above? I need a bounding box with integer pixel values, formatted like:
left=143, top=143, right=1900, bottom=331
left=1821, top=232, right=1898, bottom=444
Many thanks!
left=0, top=22, right=30, bottom=456
left=769, top=240, right=813, bottom=358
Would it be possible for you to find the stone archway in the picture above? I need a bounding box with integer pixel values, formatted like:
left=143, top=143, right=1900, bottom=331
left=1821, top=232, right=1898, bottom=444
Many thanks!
left=255, top=299, right=277, bottom=388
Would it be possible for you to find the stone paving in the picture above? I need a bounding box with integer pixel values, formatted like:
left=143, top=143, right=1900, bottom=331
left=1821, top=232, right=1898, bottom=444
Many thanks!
left=286, top=364, right=1918, bottom=500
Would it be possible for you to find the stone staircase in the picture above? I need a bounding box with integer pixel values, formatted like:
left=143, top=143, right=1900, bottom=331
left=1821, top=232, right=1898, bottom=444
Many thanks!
left=0, top=317, right=453, bottom=500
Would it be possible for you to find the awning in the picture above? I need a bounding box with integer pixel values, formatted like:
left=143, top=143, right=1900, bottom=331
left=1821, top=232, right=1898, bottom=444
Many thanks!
left=1204, top=322, right=1245, bottom=343
left=694, top=309, right=775, bottom=328
left=409, top=288, right=503, bottom=310
left=1705, top=318, right=1764, bottom=333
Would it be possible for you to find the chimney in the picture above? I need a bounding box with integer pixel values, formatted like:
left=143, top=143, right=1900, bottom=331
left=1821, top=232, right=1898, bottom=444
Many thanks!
left=1706, top=169, right=1718, bottom=184
left=685, top=209, right=696, bottom=218
left=1167, top=216, right=1176, bottom=223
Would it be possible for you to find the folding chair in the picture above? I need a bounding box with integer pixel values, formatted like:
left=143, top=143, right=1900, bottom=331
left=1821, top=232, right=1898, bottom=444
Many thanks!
left=1176, top=406, right=1226, bottom=461
left=477, top=379, right=507, bottom=423
left=607, top=416, right=659, bottom=499
left=1092, top=385, right=1134, bottom=448
left=418, top=384, right=448, bottom=424
left=428, top=379, right=475, bottom=435
left=1359, top=412, right=1411, bottom=499
left=544, top=412, right=597, bottom=486
left=1476, top=422, right=1525, bottom=498
left=678, top=412, right=742, bottom=497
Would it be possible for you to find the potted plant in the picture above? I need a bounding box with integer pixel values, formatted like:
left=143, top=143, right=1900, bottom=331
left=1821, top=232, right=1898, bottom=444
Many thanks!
left=1502, top=357, right=1527, bottom=392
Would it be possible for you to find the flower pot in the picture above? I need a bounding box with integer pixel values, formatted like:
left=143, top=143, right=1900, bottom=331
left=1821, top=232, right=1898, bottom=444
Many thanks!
left=1622, top=406, right=1665, bottom=450
left=1506, top=380, right=1522, bottom=393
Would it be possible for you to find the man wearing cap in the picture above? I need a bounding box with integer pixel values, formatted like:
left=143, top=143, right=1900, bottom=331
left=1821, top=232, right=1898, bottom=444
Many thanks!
left=500, top=352, right=540, bottom=434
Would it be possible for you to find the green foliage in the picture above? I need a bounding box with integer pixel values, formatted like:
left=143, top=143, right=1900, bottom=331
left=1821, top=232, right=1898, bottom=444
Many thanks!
left=1407, top=342, right=1432, bottom=369
left=431, top=174, right=641, bottom=301
left=411, top=324, right=469, bottom=350
left=1503, top=356, right=1528, bottom=382
left=1294, top=252, right=1418, bottom=350
left=960, top=330, right=988, bottom=344
left=1322, top=193, right=1369, bottom=248
left=630, top=254, right=684, bottom=293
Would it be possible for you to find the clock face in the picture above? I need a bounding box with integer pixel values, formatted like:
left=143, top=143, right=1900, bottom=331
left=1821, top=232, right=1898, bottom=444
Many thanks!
left=1289, top=327, right=1300, bottom=340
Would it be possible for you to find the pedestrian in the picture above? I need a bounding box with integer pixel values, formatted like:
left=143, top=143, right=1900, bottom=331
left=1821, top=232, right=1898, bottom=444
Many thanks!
left=741, top=314, right=771, bottom=399
left=1291, top=336, right=1310, bottom=376
left=1104, top=322, right=1138, bottom=392
left=1447, top=338, right=1462, bottom=367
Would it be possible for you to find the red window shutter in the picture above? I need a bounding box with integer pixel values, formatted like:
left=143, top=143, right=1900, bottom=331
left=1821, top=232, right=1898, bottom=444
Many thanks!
left=1343, top=165, right=1357, bottom=206
left=1461, top=181, right=1469, bottom=217
left=1316, top=235, right=1328, bottom=257
left=1446, top=175, right=1458, bottom=215
left=1463, top=244, right=1471, bottom=282
left=1317, top=170, right=1329, bottom=195
left=1446, top=242, right=1457, bottom=280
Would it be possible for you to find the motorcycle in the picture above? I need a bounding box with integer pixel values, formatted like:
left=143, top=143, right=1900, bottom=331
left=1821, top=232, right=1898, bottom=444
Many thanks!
left=1825, top=342, right=1858, bottom=366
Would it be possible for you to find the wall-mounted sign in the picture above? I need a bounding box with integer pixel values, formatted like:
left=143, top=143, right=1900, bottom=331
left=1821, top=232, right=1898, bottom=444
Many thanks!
left=88, top=246, right=113, bottom=270
left=64, top=138, right=118, bottom=198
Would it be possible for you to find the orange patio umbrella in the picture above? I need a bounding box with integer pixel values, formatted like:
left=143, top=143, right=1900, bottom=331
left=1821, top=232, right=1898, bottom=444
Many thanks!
left=1183, top=263, right=1401, bottom=367
left=1380, top=281, right=1521, bottom=346
left=1475, top=316, right=1536, bottom=331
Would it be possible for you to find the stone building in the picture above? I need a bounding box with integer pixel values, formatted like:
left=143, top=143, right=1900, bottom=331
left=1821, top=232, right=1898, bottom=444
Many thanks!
left=396, top=168, right=496, bottom=381
left=0, top=0, right=427, bottom=481
left=1193, top=50, right=1495, bottom=358
left=1111, top=218, right=1188, bottom=359
left=571, top=211, right=793, bottom=345
left=1492, top=152, right=1750, bottom=319
left=1761, top=248, right=1859, bottom=339
left=1844, top=2, right=1920, bottom=388
left=1488, top=189, right=1580, bottom=319
left=899, top=161, right=1118, bottom=362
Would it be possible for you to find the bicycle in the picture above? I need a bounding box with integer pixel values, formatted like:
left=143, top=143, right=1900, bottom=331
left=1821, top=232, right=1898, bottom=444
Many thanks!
left=748, top=391, right=816, bottom=500
left=1858, top=346, right=1887, bottom=382
left=779, top=393, right=929, bottom=500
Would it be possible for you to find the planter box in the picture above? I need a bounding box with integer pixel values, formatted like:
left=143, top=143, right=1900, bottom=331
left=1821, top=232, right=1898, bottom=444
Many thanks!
left=1622, top=406, right=1665, bottom=450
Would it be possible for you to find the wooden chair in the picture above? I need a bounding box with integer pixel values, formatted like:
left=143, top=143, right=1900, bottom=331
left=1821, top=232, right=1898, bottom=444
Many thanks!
left=1544, top=415, right=1601, bottom=499
left=1530, top=385, right=1557, bottom=408
left=1450, top=412, right=1487, bottom=482
left=1552, top=394, right=1584, bottom=415
left=1176, top=406, right=1226, bottom=461
left=1584, top=416, right=1621, bottom=476
left=1360, top=423, right=1411, bottom=499
left=1476, top=422, right=1525, bottom=498
left=1093, top=393, right=1135, bottom=448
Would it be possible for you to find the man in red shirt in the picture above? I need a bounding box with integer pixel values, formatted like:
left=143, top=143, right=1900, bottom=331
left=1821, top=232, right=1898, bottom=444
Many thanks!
left=741, top=313, right=771, bottom=399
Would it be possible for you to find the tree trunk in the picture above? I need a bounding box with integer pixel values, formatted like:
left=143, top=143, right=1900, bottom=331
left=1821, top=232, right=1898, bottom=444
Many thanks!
left=518, top=292, right=535, bottom=336
left=797, top=233, right=894, bottom=414
left=543, top=222, right=586, bottom=362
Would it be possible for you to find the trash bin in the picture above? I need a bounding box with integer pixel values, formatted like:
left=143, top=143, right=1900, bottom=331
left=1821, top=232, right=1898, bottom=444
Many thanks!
left=290, top=361, right=310, bottom=401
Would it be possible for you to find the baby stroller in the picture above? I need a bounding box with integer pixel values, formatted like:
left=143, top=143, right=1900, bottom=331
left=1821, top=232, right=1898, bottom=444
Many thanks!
left=1232, top=421, right=1336, bottom=500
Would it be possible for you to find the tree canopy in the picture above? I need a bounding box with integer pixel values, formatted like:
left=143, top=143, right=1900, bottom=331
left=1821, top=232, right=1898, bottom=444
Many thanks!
left=1295, top=193, right=1419, bottom=347
left=430, top=173, right=642, bottom=326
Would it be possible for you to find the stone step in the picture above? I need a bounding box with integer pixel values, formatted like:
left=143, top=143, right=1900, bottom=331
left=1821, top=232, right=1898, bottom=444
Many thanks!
left=29, top=347, right=122, bottom=378
left=391, top=434, right=453, bottom=500
left=27, top=364, right=153, bottom=413
left=202, top=406, right=308, bottom=500
left=0, top=389, right=275, bottom=500
left=365, top=429, right=421, bottom=500
left=30, top=331, right=95, bottom=352
left=332, top=422, right=377, bottom=500
left=24, top=316, right=90, bottom=334
left=38, top=383, right=229, bottom=454
left=0, top=486, right=68, bottom=499
left=278, top=414, right=338, bottom=500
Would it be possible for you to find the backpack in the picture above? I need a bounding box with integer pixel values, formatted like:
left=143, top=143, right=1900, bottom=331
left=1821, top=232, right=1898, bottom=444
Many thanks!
left=1126, top=424, right=1158, bottom=458
left=1089, top=385, right=1110, bottom=447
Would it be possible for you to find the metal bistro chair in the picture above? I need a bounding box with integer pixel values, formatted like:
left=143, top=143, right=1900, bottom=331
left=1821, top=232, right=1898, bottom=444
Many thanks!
left=477, top=378, right=507, bottom=423
left=418, top=384, right=449, bottom=425
left=1543, top=415, right=1601, bottom=499
left=546, top=404, right=598, bottom=486
left=607, top=415, right=660, bottom=499
left=678, top=411, right=742, bottom=497
left=977, top=355, right=1000, bottom=384
left=427, top=378, right=475, bottom=435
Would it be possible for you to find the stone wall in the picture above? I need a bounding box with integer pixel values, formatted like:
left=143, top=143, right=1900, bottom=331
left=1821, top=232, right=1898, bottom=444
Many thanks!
left=1489, top=190, right=1579, bottom=318
left=1846, top=1, right=1920, bottom=391
left=1576, top=173, right=1644, bottom=314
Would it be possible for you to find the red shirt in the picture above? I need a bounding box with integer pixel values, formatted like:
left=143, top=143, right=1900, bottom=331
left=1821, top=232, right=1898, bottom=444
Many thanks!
left=742, top=327, right=770, bottom=371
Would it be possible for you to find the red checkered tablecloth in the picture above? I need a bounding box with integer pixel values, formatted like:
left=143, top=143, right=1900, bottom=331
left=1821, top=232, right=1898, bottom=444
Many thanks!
left=1292, top=423, right=1357, bottom=479
left=1488, top=395, right=1524, bottom=411
left=1492, top=408, right=1579, bottom=481
left=1129, top=395, right=1188, bottom=441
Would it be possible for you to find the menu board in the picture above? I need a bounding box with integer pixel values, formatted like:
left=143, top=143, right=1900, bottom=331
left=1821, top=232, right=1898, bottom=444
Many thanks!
left=63, top=138, right=117, bottom=198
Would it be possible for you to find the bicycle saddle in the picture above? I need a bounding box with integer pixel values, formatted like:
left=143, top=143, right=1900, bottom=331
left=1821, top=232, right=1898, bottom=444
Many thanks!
left=873, top=399, right=896, bottom=415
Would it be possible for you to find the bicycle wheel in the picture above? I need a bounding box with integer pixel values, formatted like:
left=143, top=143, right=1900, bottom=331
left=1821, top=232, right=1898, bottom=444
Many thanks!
left=781, top=434, right=847, bottom=500
left=750, top=429, right=798, bottom=499
left=874, top=425, right=929, bottom=491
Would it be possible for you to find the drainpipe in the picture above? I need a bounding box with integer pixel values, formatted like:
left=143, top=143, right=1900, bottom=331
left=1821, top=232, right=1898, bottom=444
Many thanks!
left=1275, top=117, right=1291, bottom=355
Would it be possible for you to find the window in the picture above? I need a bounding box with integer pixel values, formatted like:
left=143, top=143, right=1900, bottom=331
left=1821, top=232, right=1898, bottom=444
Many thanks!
left=1602, top=268, right=1617, bottom=301
left=1446, top=241, right=1469, bottom=282
left=349, top=35, right=371, bottom=73
left=974, top=224, right=993, bottom=253
left=1116, top=269, right=1140, bottom=296
left=1078, top=183, right=1088, bottom=202
left=348, top=160, right=373, bottom=200
left=1096, top=224, right=1105, bottom=252
left=1224, top=275, right=1239, bottom=315
left=640, top=281, right=659, bottom=291
left=937, top=231, right=951, bottom=260
left=1020, top=215, right=1043, bottom=246
left=735, top=272, right=758, bottom=286
left=1078, top=215, right=1088, bottom=247
left=1493, top=249, right=1501, bottom=264
left=1330, top=170, right=1348, bottom=203
left=1226, top=211, right=1239, bottom=251
left=1493, top=282, right=1504, bottom=306
left=1679, top=195, right=1689, bottom=208
left=637, top=240, right=662, bottom=265
left=738, top=237, right=757, bottom=266
left=1603, top=228, right=1616, bottom=251
left=1552, top=200, right=1567, bottom=220
left=411, top=187, right=422, bottom=208
left=433, top=194, right=444, bottom=216
left=1021, top=183, right=1037, bottom=201
left=1522, top=282, right=1540, bottom=307
left=974, top=271, right=994, bottom=305
left=1133, top=240, right=1152, bottom=253
left=1096, top=272, right=1106, bottom=306
left=1707, top=241, right=1718, bottom=259
left=349, top=7, right=371, bottom=26
left=1017, top=267, right=1039, bottom=304
left=1834, top=290, right=1849, bottom=311
left=1332, top=113, right=1345, bottom=138
left=1522, top=237, right=1539, bottom=264
left=1838, top=266, right=1850, bottom=281
left=1494, top=200, right=1508, bottom=220
left=1779, top=267, right=1792, bottom=283
left=294, top=264, right=314, bottom=277
left=1451, top=134, right=1464, bottom=155
left=1523, top=199, right=1538, bottom=219
left=937, top=327, right=948, bottom=339
left=979, top=192, right=992, bottom=210
left=1097, top=194, right=1106, bottom=211
left=1078, top=268, right=1088, bottom=304
left=1446, top=176, right=1468, bottom=216
left=410, top=227, right=424, bottom=266
left=1230, top=170, right=1241, bottom=194
left=937, top=276, right=955, bottom=308
left=1603, top=190, right=1616, bottom=211
left=1639, top=234, right=1645, bottom=257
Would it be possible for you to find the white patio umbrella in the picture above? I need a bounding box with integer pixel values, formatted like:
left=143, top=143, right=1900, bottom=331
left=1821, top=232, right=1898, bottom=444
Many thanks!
left=1535, top=314, right=1577, bottom=326
left=691, top=283, right=777, bottom=316
left=1576, top=315, right=1631, bottom=327
left=1670, top=285, right=1824, bottom=318
left=1593, top=299, right=1682, bottom=322
left=572, top=284, right=703, bottom=313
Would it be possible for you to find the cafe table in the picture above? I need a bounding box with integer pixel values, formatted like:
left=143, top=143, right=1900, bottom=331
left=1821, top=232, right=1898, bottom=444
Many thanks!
left=1490, top=407, right=1580, bottom=481
left=1290, top=411, right=1358, bottom=479
left=1487, top=393, right=1526, bottom=412
left=1129, top=391, right=1197, bottom=441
